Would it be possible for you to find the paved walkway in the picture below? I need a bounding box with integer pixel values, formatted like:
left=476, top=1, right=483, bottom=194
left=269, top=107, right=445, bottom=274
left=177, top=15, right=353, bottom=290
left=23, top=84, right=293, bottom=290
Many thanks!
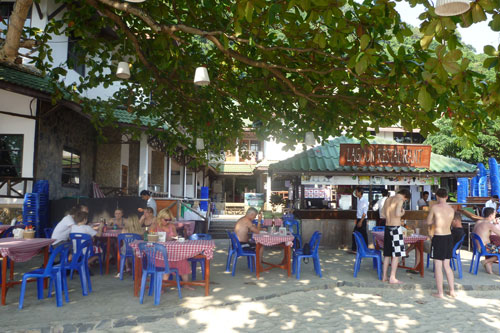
left=1, top=240, right=499, bottom=332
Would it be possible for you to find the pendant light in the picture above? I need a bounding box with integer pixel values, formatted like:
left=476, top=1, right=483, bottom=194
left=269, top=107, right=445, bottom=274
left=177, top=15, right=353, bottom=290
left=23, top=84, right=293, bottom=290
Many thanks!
left=305, top=132, right=315, bottom=146
left=125, top=0, right=146, bottom=2
left=435, top=0, right=470, bottom=16
left=194, top=67, right=210, bottom=86
left=116, top=61, right=131, bottom=79
left=196, top=138, right=205, bottom=150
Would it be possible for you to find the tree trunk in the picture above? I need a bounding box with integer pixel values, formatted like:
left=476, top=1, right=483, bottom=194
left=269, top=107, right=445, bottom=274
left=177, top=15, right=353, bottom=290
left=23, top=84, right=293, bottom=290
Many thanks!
left=0, top=0, right=33, bottom=63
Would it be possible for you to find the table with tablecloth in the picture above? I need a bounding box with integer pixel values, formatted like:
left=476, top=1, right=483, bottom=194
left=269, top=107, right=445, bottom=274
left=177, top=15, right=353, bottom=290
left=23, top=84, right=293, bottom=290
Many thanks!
left=253, top=233, right=294, bottom=279
left=372, top=231, right=428, bottom=277
left=262, top=219, right=283, bottom=227
left=0, top=237, right=54, bottom=305
left=130, top=239, right=216, bottom=296
left=100, top=229, right=122, bottom=274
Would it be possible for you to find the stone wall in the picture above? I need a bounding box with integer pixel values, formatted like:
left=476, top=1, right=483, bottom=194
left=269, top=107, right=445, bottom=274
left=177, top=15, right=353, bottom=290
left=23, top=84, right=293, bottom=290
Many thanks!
left=128, top=142, right=140, bottom=195
left=36, top=104, right=97, bottom=200
left=150, top=150, right=164, bottom=189
left=95, top=129, right=121, bottom=188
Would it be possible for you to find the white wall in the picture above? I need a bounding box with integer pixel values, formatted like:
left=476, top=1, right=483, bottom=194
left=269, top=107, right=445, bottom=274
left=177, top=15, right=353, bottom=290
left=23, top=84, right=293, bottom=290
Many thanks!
left=263, top=138, right=304, bottom=161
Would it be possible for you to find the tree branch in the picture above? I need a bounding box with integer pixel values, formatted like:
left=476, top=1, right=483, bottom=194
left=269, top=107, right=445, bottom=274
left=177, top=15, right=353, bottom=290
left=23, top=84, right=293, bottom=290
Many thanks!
left=0, top=0, right=33, bottom=63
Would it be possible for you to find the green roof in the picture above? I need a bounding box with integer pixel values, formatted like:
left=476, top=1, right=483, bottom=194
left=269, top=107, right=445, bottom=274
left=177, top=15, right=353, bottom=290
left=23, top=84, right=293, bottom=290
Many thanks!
left=112, top=108, right=160, bottom=127
left=0, top=64, right=52, bottom=94
left=210, top=163, right=255, bottom=174
left=269, top=136, right=477, bottom=175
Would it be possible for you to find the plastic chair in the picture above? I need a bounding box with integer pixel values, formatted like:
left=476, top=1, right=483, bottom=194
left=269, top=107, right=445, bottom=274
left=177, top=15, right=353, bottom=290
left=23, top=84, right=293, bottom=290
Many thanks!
left=469, top=233, right=500, bottom=275
left=227, top=231, right=256, bottom=276
left=18, top=242, right=71, bottom=309
left=70, top=232, right=104, bottom=275
left=352, top=231, right=382, bottom=280
left=138, top=242, right=181, bottom=305
left=44, top=227, right=54, bottom=239
left=1, top=226, right=15, bottom=238
left=226, top=230, right=236, bottom=272
left=284, top=219, right=302, bottom=249
left=64, top=238, right=93, bottom=296
left=450, top=234, right=466, bottom=279
left=188, top=234, right=212, bottom=280
left=371, top=226, right=385, bottom=250
left=118, top=233, right=142, bottom=280
left=292, top=231, right=322, bottom=279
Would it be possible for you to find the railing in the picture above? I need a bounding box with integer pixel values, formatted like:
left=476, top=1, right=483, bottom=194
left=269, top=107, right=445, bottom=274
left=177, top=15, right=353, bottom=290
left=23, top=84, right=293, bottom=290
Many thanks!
left=156, top=198, right=213, bottom=233
left=0, top=177, right=35, bottom=198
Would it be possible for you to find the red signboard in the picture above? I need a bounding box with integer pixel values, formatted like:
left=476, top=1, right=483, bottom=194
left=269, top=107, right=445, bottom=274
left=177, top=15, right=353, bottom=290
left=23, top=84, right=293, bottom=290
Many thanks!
left=339, top=144, right=432, bottom=168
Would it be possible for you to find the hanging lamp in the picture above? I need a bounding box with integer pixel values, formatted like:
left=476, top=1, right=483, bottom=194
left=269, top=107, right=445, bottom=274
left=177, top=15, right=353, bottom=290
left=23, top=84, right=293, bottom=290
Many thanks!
left=116, top=61, right=131, bottom=79
left=435, top=0, right=470, bottom=16
left=125, top=0, right=146, bottom=3
left=194, top=67, right=210, bottom=86
left=305, top=132, right=315, bottom=146
left=196, top=138, right=205, bottom=150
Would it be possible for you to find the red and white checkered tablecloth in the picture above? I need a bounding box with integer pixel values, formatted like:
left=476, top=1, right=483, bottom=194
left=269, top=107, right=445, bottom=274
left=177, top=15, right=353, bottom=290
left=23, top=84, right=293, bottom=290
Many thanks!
left=253, top=233, right=294, bottom=247
left=372, top=231, right=428, bottom=248
left=262, top=219, right=283, bottom=227
left=0, top=237, right=54, bottom=262
left=130, top=240, right=216, bottom=262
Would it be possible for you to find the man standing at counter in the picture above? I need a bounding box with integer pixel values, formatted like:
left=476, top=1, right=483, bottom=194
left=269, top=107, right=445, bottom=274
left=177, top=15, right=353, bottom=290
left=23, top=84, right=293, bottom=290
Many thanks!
left=351, top=187, right=369, bottom=252
left=382, top=189, right=411, bottom=284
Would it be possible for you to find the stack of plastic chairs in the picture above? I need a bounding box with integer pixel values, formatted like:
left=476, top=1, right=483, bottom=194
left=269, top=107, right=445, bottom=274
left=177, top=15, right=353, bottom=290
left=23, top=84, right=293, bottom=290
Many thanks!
left=22, top=193, right=40, bottom=233
left=33, top=180, right=49, bottom=237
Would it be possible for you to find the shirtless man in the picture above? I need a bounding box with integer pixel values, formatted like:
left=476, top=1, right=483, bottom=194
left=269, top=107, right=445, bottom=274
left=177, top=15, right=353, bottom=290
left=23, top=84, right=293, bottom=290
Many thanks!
left=234, top=207, right=263, bottom=258
left=426, top=188, right=456, bottom=298
left=472, top=207, right=500, bottom=274
left=382, top=188, right=411, bottom=284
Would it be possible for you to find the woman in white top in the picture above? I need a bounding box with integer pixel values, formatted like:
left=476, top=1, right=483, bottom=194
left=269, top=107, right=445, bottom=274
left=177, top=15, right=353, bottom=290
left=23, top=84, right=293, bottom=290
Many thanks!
left=51, top=205, right=88, bottom=246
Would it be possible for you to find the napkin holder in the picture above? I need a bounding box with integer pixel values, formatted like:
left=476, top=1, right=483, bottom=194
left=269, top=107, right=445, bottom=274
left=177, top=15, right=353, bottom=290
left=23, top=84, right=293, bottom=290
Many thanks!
left=13, top=228, right=24, bottom=239
left=23, top=230, right=35, bottom=239
left=157, top=231, right=166, bottom=242
left=278, top=227, right=287, bottom=236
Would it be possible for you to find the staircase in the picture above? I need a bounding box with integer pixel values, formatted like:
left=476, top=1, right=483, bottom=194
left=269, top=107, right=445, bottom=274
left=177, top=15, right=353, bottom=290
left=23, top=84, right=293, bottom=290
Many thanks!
left=208, top=217, right=240, bottom=239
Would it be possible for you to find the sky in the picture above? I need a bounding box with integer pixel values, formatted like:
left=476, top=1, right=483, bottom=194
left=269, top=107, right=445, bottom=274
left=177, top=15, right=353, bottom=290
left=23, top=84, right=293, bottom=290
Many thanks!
left=395, top=2, right=500, bottom=53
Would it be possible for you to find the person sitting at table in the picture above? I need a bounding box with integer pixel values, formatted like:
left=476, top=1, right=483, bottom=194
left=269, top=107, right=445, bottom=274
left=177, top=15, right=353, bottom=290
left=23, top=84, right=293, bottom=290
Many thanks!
left=138, top=190, right=157, bottom=216
left=71, top=211, right=104, bottom=267
left=472, top=207, right=500, bottom=274
left=152, top=209, right=193, bottom=289
left=234, top=207, right=263, bottom=260
left=115, top=215, right=143, bottom=277
left=110, top=208, right=127, bottom=229
left=139, top=207, right=156, bottom=228
left=52, top=204, right=88, bottom=247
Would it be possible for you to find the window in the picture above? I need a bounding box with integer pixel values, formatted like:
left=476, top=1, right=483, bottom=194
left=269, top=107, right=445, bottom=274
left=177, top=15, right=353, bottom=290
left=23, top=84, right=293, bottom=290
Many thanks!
left=0, top=2, right=31, bottom=39
left=67, top=34, right=85, bottom=76
left=393, top=132, right=426, bottom=144
left=0, top=135, right=23, bottom=177
left=239, top=139, right=262, bottom=162
left=62, top=148, right=80, bottom=187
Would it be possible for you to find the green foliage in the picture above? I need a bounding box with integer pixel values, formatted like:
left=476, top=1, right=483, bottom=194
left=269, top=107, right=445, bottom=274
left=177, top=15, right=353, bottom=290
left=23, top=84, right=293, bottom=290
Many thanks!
left=269, top=193, right=284, bottom=211
left=15, top=0, right=500, bottom=159
left=425, top=118, right=500, bottom=164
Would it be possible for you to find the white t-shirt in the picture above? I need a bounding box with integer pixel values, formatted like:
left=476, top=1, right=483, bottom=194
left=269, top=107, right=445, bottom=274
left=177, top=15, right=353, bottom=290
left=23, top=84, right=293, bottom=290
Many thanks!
left=483, top=199, right=498, bottom=216
left=51, top=215, right=76, bottom=245
left=417, top=198, right=428, bottom=208
left=373, top=197, right=387, bottom=219
left=70, top=224, right=98, bottom=254
left=148, top=197, right=157, bottom=216
left=356, top=196, right=369, bottom=219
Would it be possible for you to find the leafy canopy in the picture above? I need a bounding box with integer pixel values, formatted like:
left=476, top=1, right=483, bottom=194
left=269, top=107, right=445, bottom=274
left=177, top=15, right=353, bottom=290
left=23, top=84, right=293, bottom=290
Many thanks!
left=16, top=0, right=500, bottom=160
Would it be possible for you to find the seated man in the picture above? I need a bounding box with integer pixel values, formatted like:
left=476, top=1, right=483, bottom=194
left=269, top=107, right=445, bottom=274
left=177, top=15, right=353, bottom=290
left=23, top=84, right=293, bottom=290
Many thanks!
left=71, top=211, right=105, bottom=267
left=234, top=207, right=263, bottom=258
left=51, top=204, right=88, bottom=247
left=472, top=207, right=500, bottom=274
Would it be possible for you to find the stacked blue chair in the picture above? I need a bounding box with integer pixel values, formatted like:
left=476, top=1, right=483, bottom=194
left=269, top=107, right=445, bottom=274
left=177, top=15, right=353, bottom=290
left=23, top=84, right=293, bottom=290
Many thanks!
left=118, top=233, right=142, bottom=280
left=284, top=219, right=302, bottom=249
left=70, top=233, right=104, bottom=276
left=22, top=193, right=40, bottom=232
left=138, top=242, right=182, bottom=306
left=353, top=231, right=382, bottom=280
left=227, top=231, right=256, bottom=276
left=44, top=228, right=54, bottom=239
left=19, top=242, right=71, bottom=309
left=33, top=180, right=49, bottom=236
left=292, top=231, right=322, bottom=279
left=188, top=234, right=212, bottom=280
left=65, top=238, right=93, bottom=296
left=470, top=233, right=500, bottom=275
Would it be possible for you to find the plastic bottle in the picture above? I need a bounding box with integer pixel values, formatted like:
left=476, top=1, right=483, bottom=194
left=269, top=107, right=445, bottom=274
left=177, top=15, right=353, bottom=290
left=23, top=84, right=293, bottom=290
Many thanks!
left=144, top=227, right=149, bottom=241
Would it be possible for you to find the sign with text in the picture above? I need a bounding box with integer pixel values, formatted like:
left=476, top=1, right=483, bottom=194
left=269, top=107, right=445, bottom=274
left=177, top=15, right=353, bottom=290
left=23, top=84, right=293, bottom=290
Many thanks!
left=339, top=144, right=431, bottom=168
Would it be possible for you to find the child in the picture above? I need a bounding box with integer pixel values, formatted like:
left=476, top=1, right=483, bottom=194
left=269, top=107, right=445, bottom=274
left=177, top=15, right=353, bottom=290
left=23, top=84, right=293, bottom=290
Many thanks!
left=71, top=211, right=104, bottom=266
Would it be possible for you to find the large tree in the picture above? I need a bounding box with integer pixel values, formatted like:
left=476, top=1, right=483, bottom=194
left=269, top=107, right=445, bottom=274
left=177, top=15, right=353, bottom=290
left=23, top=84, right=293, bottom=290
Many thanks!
left=2, top=0, right=500, bottom=159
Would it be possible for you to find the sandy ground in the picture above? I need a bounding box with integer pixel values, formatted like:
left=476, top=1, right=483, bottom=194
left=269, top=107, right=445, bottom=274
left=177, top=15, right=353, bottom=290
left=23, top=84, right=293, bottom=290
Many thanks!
left=1, top=239, right=500, bottom=332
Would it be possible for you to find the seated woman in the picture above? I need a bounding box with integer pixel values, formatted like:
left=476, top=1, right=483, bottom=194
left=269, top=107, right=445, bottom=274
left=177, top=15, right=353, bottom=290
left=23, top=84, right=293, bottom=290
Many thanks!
left=152, top=209, right=193, bottom=290
left=111, top=208, right=127, bottom=229
left=139, top=207, right=156, bottom=228
left=116, top=215, right=143, bottom=277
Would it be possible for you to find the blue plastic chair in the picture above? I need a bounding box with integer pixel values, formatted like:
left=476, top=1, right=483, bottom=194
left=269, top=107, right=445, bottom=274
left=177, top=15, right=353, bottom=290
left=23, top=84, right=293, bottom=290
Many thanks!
left=284, top=219, right=302, bottom=249
left=118, top=233, right=142, bottom=280
left=226, top=230, right=236, bottom=272
left=426, top=234, right=466, bottom=278
left=70, top=232, right=104, bottom=275
left=138, top=242, right=181, bottom=306
left=188, top=234, right=212, bottom=280
left=353, top=231, right=382, bottom=280
left=292, top=231, right=322, bottom=279
left=227, top=231, right=256, bottom=276
left=470, top=233, right=500, bottom=275
left=44, top=227, right=54, bottom=239
left=64, top=238, right=92, bottom=296
left=371, top=226, right=385, bottom=250
left=19, top=242, right=71, bottom=309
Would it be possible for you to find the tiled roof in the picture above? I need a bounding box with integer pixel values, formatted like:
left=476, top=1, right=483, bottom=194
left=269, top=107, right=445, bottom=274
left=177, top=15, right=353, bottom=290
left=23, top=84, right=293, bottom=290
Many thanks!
left=210, top=163, right=255, bottom=174
left=269, top=136, right=477, bottom=175
left=112, top=108, right=159, bottom=127
left=0, top=64, right=52, bottom=94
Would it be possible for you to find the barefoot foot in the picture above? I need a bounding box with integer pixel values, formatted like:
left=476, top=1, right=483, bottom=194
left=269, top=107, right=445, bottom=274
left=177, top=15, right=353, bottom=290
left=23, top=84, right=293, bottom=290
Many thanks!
left=432, top=293, right=444, bottom=299
left=447, top=291, right=457, bottom=298
left=389, top=279, right=403, bottom=284
left=483, top=262, right=493, bottom=274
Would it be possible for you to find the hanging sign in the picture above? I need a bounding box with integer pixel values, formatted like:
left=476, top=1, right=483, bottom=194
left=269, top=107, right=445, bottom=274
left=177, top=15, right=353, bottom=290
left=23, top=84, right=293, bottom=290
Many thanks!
left=339, top=144, right=431, bottom=168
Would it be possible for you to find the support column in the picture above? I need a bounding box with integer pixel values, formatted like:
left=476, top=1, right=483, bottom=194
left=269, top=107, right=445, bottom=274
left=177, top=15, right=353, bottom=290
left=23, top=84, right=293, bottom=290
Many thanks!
left=138, top=133, right=149, bottom=195
left=194, top=171, right=198, bottom=199
left=183, top=164, right=187, bottom=199
left=232, top=176, right=236, bottom=202
left=163, top=154, right=168, bottom=193
left=266, top=173, right=272, bottom=210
